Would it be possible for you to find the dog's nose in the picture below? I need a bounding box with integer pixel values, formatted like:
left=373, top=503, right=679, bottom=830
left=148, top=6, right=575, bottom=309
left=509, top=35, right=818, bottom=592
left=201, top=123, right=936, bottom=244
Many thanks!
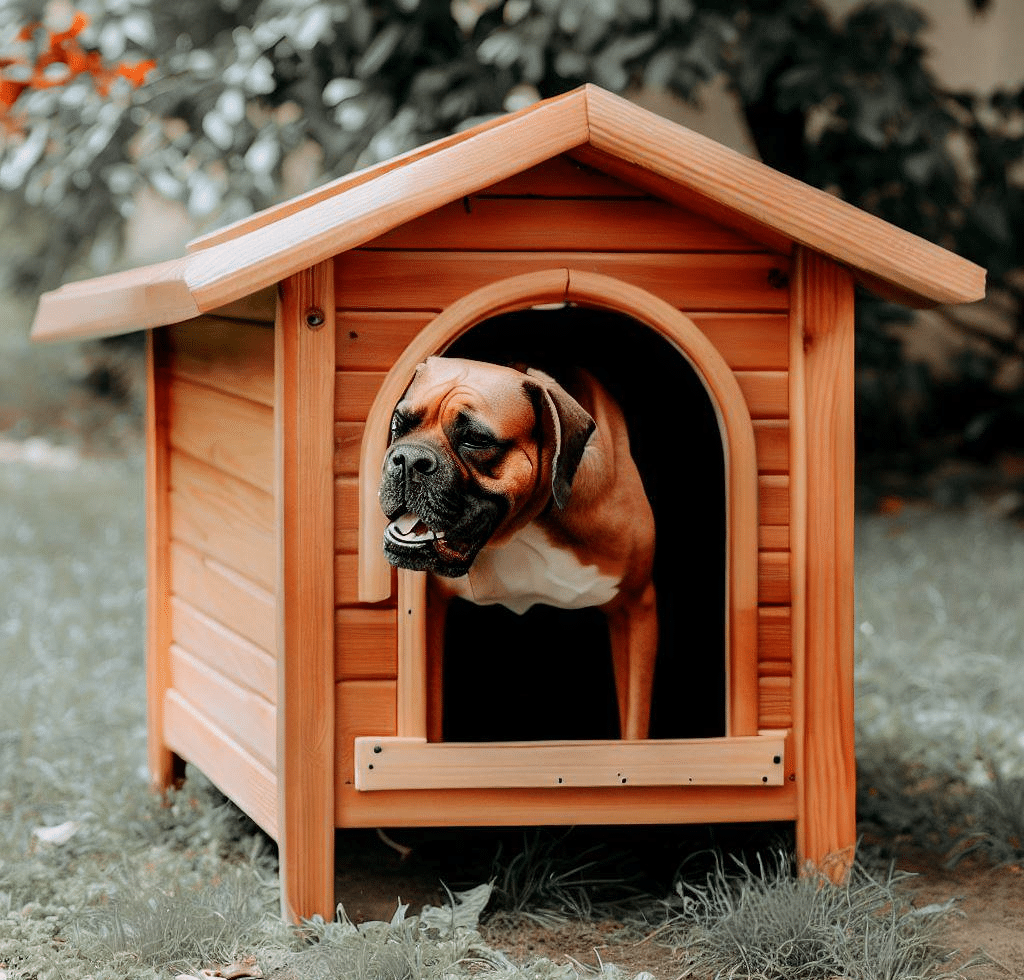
left=388, top=444, right=439, bottom=480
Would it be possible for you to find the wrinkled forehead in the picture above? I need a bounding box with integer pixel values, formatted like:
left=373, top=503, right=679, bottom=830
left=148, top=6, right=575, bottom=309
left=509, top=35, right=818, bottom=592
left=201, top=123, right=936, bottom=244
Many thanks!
left=403, top=357, right=535, bottom=427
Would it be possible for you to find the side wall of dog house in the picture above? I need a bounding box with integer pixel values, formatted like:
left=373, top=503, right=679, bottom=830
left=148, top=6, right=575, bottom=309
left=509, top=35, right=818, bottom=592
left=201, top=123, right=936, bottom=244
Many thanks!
left=148, top=298, right=280, bottom=836
left=331, top=155, right=795, bottom=822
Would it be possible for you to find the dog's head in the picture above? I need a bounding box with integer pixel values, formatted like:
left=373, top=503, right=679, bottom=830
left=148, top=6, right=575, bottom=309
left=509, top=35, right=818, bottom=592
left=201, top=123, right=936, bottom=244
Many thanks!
left=378, top=356, right=595, bottom=577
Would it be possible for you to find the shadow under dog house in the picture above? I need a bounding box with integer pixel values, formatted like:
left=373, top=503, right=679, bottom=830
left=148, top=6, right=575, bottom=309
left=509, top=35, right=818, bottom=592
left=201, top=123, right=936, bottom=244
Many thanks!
left=31, top=85, right=985, bottom=920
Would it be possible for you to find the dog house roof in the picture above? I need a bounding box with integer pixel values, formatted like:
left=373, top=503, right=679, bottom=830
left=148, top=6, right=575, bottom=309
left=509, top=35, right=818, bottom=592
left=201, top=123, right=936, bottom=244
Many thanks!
left=32, top=84, right=984, bottom=342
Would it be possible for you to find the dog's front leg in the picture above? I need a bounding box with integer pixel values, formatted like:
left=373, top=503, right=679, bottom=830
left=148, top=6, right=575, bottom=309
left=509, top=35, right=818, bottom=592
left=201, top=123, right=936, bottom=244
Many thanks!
left=426, top=576, right=452, bottom=742
left=606, top=582, right=658, bottom=740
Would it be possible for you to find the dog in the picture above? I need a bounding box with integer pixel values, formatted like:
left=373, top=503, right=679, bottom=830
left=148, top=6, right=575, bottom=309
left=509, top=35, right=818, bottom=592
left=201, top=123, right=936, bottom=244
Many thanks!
left=378, top=356, right=657, bottom=740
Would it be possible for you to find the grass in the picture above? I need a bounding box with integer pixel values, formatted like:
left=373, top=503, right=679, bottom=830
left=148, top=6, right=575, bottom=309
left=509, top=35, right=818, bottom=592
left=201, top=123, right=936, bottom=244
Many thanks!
left=1, top=435, right=1023, bottom=977
left=667, top=852, right=963, bottom=980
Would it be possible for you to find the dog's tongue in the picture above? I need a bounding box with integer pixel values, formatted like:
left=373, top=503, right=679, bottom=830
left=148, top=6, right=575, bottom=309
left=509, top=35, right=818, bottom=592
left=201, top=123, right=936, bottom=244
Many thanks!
left=388, top=512, right=444, bottom=543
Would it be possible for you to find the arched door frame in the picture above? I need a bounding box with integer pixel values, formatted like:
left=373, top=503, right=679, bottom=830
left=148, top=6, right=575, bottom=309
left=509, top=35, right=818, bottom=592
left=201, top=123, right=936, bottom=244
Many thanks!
left=358, top=268, right=761, bottom=737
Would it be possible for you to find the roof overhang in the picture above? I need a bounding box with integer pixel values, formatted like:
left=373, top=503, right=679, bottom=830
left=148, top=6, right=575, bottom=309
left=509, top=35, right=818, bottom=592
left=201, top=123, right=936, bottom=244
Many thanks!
left=32, top=85, right=985, bottom=343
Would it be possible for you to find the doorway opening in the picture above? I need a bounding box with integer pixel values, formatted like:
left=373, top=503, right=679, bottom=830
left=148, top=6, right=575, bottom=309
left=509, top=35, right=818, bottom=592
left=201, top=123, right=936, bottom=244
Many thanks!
left=437, top=306, right=727, bottom=742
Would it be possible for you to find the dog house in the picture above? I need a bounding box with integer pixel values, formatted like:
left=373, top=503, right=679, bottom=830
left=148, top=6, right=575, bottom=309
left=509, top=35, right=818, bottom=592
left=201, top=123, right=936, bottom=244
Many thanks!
left=31, top=85, right=984, bottom=920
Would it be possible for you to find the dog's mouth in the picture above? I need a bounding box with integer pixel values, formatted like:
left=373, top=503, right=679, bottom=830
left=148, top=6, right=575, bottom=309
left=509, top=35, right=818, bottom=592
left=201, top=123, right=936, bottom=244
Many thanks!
left=384, top=511, right=473, bottom=564
left=384, top=511, right=445, bottom=546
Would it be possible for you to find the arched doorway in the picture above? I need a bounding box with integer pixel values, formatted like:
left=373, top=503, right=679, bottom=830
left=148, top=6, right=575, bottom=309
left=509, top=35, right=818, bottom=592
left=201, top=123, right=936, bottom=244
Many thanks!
left=358, top=269, right=760, bottom=740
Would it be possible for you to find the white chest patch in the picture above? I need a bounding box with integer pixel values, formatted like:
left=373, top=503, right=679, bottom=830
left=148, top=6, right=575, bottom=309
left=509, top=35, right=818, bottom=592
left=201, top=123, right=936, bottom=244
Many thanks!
left=444, top=523, right=621, bottom=615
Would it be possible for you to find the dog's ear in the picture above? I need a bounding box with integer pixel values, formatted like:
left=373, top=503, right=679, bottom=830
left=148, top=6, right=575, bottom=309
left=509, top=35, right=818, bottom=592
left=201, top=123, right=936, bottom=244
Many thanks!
left=524, top=369, right=595, bottom=509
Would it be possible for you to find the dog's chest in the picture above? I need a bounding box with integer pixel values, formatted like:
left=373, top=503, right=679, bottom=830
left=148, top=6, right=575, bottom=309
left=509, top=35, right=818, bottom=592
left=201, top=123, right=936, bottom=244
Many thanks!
left=443, top=523, right=620, bottom=615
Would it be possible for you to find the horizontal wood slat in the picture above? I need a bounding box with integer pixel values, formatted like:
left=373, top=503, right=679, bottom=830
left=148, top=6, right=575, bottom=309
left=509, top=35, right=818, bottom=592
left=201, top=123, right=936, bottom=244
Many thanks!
left=758, top=676, right=792, bottom=729
left=335, top=608, right=398, bottom=680
left=166, top=317, right=275, bottom=407
left=364, top=199, right=767, bottom=253
left=171, top=596, right=277, bottom=702
left=759, top=475, right=789, bottom=526
left=168, top=378, right=274, bottom=494
left=164, top=690, right=278, bottom=838
left=209, top=286, right=277, bottom=324
left=335, top=421, right=363, bottom=475
left=336, top=680, right=397, bottom=785
left=758, top=606, right=791, bottom=664
left=758, top=551, right=791, bottom=605
left=336, top=313, right=433, bottom=370
left=170, top=541, right=276, bottom=653
left=336, top=553, right=397, bottom=608
left=169, top=644, right=276, bottom=770
left=335, top=478, right=359, bottom=553
left=341, top=370, right=788, bottom=428
left=753, top=421, right=789, bottom=473
left=480, top=156, right=649, bottom=197
left=336, top=252, right=791, bottom=312
left=335, top=312, right=789, bottom=374
left=735, top=372, right=788, bottom=420
left=354, top=735, right=787, bottom=790
left=169, top=451, right=276, bottom=591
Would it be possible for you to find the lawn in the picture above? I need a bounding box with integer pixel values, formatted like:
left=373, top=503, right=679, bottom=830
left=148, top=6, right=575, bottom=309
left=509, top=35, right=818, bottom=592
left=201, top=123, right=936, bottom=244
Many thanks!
left=1, top=440, right=1021, bottom=978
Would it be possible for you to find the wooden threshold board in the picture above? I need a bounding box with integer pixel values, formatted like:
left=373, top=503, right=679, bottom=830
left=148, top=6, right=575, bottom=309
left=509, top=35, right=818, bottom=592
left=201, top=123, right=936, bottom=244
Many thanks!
left=354, top=733, right=786, bottom=791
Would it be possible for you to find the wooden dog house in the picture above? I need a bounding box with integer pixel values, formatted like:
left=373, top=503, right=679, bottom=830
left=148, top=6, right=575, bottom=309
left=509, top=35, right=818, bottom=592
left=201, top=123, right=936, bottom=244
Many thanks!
left=32, top=85, right=984, bottom=920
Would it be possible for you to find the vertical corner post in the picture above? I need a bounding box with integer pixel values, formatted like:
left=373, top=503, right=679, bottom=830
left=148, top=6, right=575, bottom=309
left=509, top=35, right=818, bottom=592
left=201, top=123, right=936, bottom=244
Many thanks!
left=794, top=249, right=857, bottom=879
left=145, top=329, right=181, bottom=790
left=276, top=261, right=338, bottom=920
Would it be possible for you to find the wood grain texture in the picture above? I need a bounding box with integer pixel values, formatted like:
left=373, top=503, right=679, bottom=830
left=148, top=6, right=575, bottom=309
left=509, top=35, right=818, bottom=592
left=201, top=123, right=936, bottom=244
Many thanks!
left=167, top=378, right=275, bottom=494
left=188, top=89, right=590, bottom=254
left=336, top=251, right=791, bottom=312
left=335, top=608, right=398, bottom=680
left=145, top=332, right=179, bottom=790
left=758, top=551, right=791, bottom=605
left=334, top=311, right=788, bottom=374
left=479, top=155, right=649, bottom=197
left=171, top=596, right=276, bottom=701
left=335, top=679, right=397, bottom=789
left=169, top=644, right=277, bottom=769
left=275, top=262, right=337, bottom=921
left=363, top=198, right=767, bottom=252
left=336, top=781, right=798, bottom=829
left=169, top=450, right=276, bottom=591
left=166, top=316, right=275, bottom=406
left=754, top=421, right=790, bottom=473
left=354, top=735, right=787, bottom=790
left=164, top=690, right=278, bottom=837
left=795, top=249, right=857, bottom=879
left=758, top=606, right=792, bottom=665
left=757, top=676, right=792, bottom=729
left=584, top=85, right=985, bottom=306
left=170, top=540, right=276, bottom=653
left=31, top=86, right=983, bottom=345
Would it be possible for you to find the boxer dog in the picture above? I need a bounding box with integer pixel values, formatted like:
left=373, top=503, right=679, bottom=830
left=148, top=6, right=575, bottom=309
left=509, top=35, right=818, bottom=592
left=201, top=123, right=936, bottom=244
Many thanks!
left=378, top=356, right=657, bottom=740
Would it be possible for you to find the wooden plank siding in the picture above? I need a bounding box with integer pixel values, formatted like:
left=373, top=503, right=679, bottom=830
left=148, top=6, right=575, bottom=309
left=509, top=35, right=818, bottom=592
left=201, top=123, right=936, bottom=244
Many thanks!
left=333, top=181, right=795, bottom=744
left=159, top=314, right=280, bottom=825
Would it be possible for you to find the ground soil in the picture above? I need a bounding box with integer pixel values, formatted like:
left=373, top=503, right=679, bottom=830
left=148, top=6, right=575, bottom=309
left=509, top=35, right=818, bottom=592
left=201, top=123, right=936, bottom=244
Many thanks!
left=332, top=828, right=1024, bottom=979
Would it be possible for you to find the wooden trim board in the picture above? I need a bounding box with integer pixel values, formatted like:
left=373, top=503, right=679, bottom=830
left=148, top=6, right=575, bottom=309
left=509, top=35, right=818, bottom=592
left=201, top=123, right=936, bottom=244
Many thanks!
left=275, top=262, right=337, bottom=920
left=354, top=735, right=786, bottom=790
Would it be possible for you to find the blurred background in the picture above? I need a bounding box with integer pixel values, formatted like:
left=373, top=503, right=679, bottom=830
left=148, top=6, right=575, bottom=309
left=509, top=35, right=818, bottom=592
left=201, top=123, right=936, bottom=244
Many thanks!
left=1, top=0, right=1022, bottom=499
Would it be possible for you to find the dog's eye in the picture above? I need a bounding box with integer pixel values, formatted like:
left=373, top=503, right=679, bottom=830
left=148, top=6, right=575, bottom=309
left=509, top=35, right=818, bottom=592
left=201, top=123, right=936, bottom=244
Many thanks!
left=459, top=433, right=497, bottom=452
left=390, top=407, right=419, bottom=441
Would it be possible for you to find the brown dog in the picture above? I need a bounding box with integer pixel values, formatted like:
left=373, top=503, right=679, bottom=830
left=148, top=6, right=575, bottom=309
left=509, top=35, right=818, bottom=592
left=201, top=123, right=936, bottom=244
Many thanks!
left=378, top=356, right=657, bottom=740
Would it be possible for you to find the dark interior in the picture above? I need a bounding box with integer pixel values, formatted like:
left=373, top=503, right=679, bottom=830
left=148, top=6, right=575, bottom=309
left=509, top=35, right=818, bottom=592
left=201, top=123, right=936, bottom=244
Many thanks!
left=438, top=306, right=727, bottom=741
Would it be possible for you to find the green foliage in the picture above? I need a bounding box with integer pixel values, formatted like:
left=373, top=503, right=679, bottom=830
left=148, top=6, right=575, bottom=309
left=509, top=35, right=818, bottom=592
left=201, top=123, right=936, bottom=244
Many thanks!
left=2, top=0, right=1022, bottom=472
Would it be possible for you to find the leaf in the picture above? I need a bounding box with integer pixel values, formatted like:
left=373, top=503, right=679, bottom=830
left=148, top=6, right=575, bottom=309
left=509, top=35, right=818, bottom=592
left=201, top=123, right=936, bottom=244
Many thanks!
left=356, top=23, right=403, bottom=78
left=31, top=820, right=80, bottom=845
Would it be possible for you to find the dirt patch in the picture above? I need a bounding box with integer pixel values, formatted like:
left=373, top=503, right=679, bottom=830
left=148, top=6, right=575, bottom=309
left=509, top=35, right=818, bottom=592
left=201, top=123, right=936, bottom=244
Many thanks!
left=901, top=852, right=1024, bottom=979
left=332, top=829, right=1024, bottom=979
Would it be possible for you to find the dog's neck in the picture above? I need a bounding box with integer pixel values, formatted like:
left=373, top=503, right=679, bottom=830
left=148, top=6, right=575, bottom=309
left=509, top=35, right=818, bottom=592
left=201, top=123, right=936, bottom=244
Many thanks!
left=439, top=523, right=620, bottom=615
